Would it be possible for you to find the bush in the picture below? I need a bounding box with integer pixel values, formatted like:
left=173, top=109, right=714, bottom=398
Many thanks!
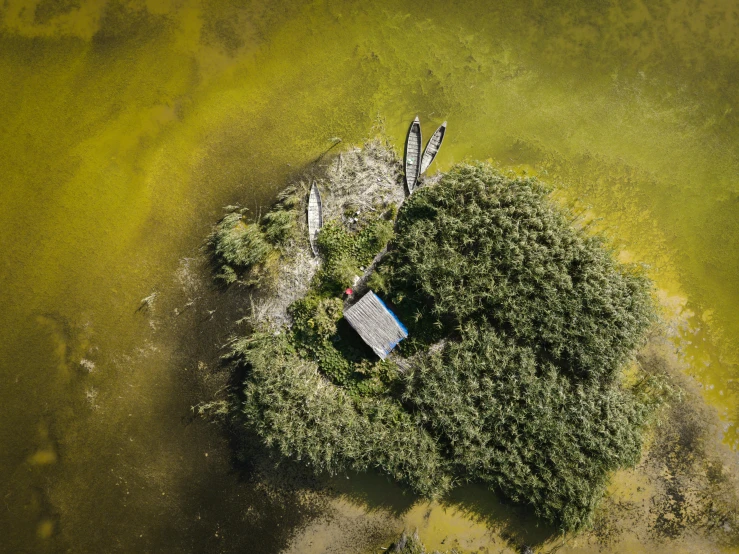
left=390, top=530, right=427, bottom=554
left=207, top=185, right=302, bottom=286
left=366, top=268, right=389, bottom=294
left=315, top=217, right=395, bottom=294
left=403, top=324, right=665, bottom=529
left=288, top=295, right=353, bottom=383
left=383, top=163, right=655, bottom=381
left=260, top=185, right=301, bottom=245
left=233, top=332, right=449, bottom=495
left=230, top=162, right=666, bottom=532
left=290, top=295, right=344, bottom=339
left=354, top=217, right=394, bottom=264
left=288, top=295, right=397, bottom=392
left=315, top=222, right=360, bottom=293
left=207, top=210, right=274, bottom=285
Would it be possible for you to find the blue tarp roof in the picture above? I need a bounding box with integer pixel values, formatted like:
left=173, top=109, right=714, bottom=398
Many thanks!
left=343, top=290, right=408, bottom=359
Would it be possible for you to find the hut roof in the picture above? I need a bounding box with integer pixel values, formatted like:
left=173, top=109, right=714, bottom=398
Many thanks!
left=344, top=290, right=408, bottom=359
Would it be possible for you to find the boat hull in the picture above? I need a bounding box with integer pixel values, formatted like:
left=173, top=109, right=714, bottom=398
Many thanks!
left=420, top=121, right=446, bottom=174
left=307, top=182, right=323, bottom=256
left=404, top=117, right=422, bottom=193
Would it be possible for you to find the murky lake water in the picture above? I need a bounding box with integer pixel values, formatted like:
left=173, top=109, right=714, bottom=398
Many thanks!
left=1, top=1, right=738, bottom=552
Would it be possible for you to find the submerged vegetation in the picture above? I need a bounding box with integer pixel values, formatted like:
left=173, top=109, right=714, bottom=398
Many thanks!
left=207, top=142, right=671, bottom=532
left=388, top=530, right=435, bottom=554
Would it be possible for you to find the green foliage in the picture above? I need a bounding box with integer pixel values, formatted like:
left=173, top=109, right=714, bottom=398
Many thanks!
left=291, top=295, right=344, bottom=338
left=230, top=162, right=665, bottom=532
left=288, top=294, right=354, bottom=384
left=207, top=210, right=274, bottom=285
left=366, top=267, right=389, bottom=294
left=260, top=185, right=301, bottom=245
left=383, top=163, right=655, bottom=381
left=235, top=332, right=357, bottom=474
left=233, top=332, right=450, bottom=496
left=403, top=324, right=667, bottom=530
left=261, top=209, right=295, bottom=245
left=355, top=217, right=395, bottom=264
left=315, top=217, right=395, bottom=294
left=390, top=530, right=428, bottom=554
left=287, top=295, right=398, bottom=393
left=315, top=222, right=359, bottom=293
left=207, top=186, right=302, bottom=286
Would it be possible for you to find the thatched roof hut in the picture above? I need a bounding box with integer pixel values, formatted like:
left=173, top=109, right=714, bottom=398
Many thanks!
left=344, top=290, right=408, bottom=359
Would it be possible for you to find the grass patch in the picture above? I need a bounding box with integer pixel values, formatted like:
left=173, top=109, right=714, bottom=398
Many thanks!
left=206, top=209, right=275, bottom=286
left=315, top=211, right=395, bottom=294
left=383, top=163, right=655, bottom=381
left=217, top=148, right=671, bottom=532
left=206, top=185, right=302, bottom=287
left=229, top=331, right=450, bottom=496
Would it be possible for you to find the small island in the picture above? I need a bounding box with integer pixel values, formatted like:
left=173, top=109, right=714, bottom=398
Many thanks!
left=206, top=138, right=670, bottom=532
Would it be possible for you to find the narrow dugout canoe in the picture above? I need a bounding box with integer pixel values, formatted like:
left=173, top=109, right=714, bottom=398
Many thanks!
left=420, top=121, right=447, bottom=174
left=404, top=116, right=422, bottom=193
left=307, top=181, right=323, bottom=256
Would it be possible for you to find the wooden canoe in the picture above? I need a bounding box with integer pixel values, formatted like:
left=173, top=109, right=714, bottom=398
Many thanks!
left=404, top=116, right=422, bottom=193
left=420, top=121, right=447, bottom=174
left=307, top=181, right=323, bottom=256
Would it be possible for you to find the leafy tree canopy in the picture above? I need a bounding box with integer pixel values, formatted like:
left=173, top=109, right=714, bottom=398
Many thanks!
left=223, top=159, right=668, bottom=532
left=382, top=163, right=655, bottom=382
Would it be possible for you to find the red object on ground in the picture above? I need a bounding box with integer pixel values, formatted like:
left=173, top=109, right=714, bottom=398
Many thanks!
left=345, top=288, right=353, bottom=295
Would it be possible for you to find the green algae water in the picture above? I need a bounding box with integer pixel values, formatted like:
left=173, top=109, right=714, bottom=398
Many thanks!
left=1, top=1, right=738, bottom=552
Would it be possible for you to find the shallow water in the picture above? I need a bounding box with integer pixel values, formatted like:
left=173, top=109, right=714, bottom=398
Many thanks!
left=1, top=1, right=738, bottom=552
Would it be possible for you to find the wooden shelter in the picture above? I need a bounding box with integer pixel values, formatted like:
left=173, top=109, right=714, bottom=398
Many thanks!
left=344, top=290, right=408, bottom=359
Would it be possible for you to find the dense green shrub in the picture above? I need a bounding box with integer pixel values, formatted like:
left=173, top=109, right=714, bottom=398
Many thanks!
left=383, top=163, right=655, bottom=381
left=207, top=210, right=274, bottom=285
left=403, top=324, right=664, bottom=530
left=290, top=295, right=344, bottom=339
left=315, top=222, right=359, bottom=292
left=232, top=332, right=449, bottom=495
left=229, top=162, right=667, bottom=532
left=207, top=186, right=302, bottom=286
left=287, top=294, right=401, bottom=393
left=354, top=216, right=395, bottom=264
left=365, top=266, right=389, bottom=294
left=315, top=217, right=395, bottom=293
left=288, top=294, right=354, bottom=383
left=260, top=185, right=301, bottom=245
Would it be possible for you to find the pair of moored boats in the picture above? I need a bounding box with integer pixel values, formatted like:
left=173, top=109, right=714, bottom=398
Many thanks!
left=308, top=116, right=447, bottom=255
left=404, top=116, right=447, bottom=193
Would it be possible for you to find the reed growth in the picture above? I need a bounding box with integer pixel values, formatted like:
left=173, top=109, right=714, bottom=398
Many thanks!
left=216, top=149, right=668, bottom=532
